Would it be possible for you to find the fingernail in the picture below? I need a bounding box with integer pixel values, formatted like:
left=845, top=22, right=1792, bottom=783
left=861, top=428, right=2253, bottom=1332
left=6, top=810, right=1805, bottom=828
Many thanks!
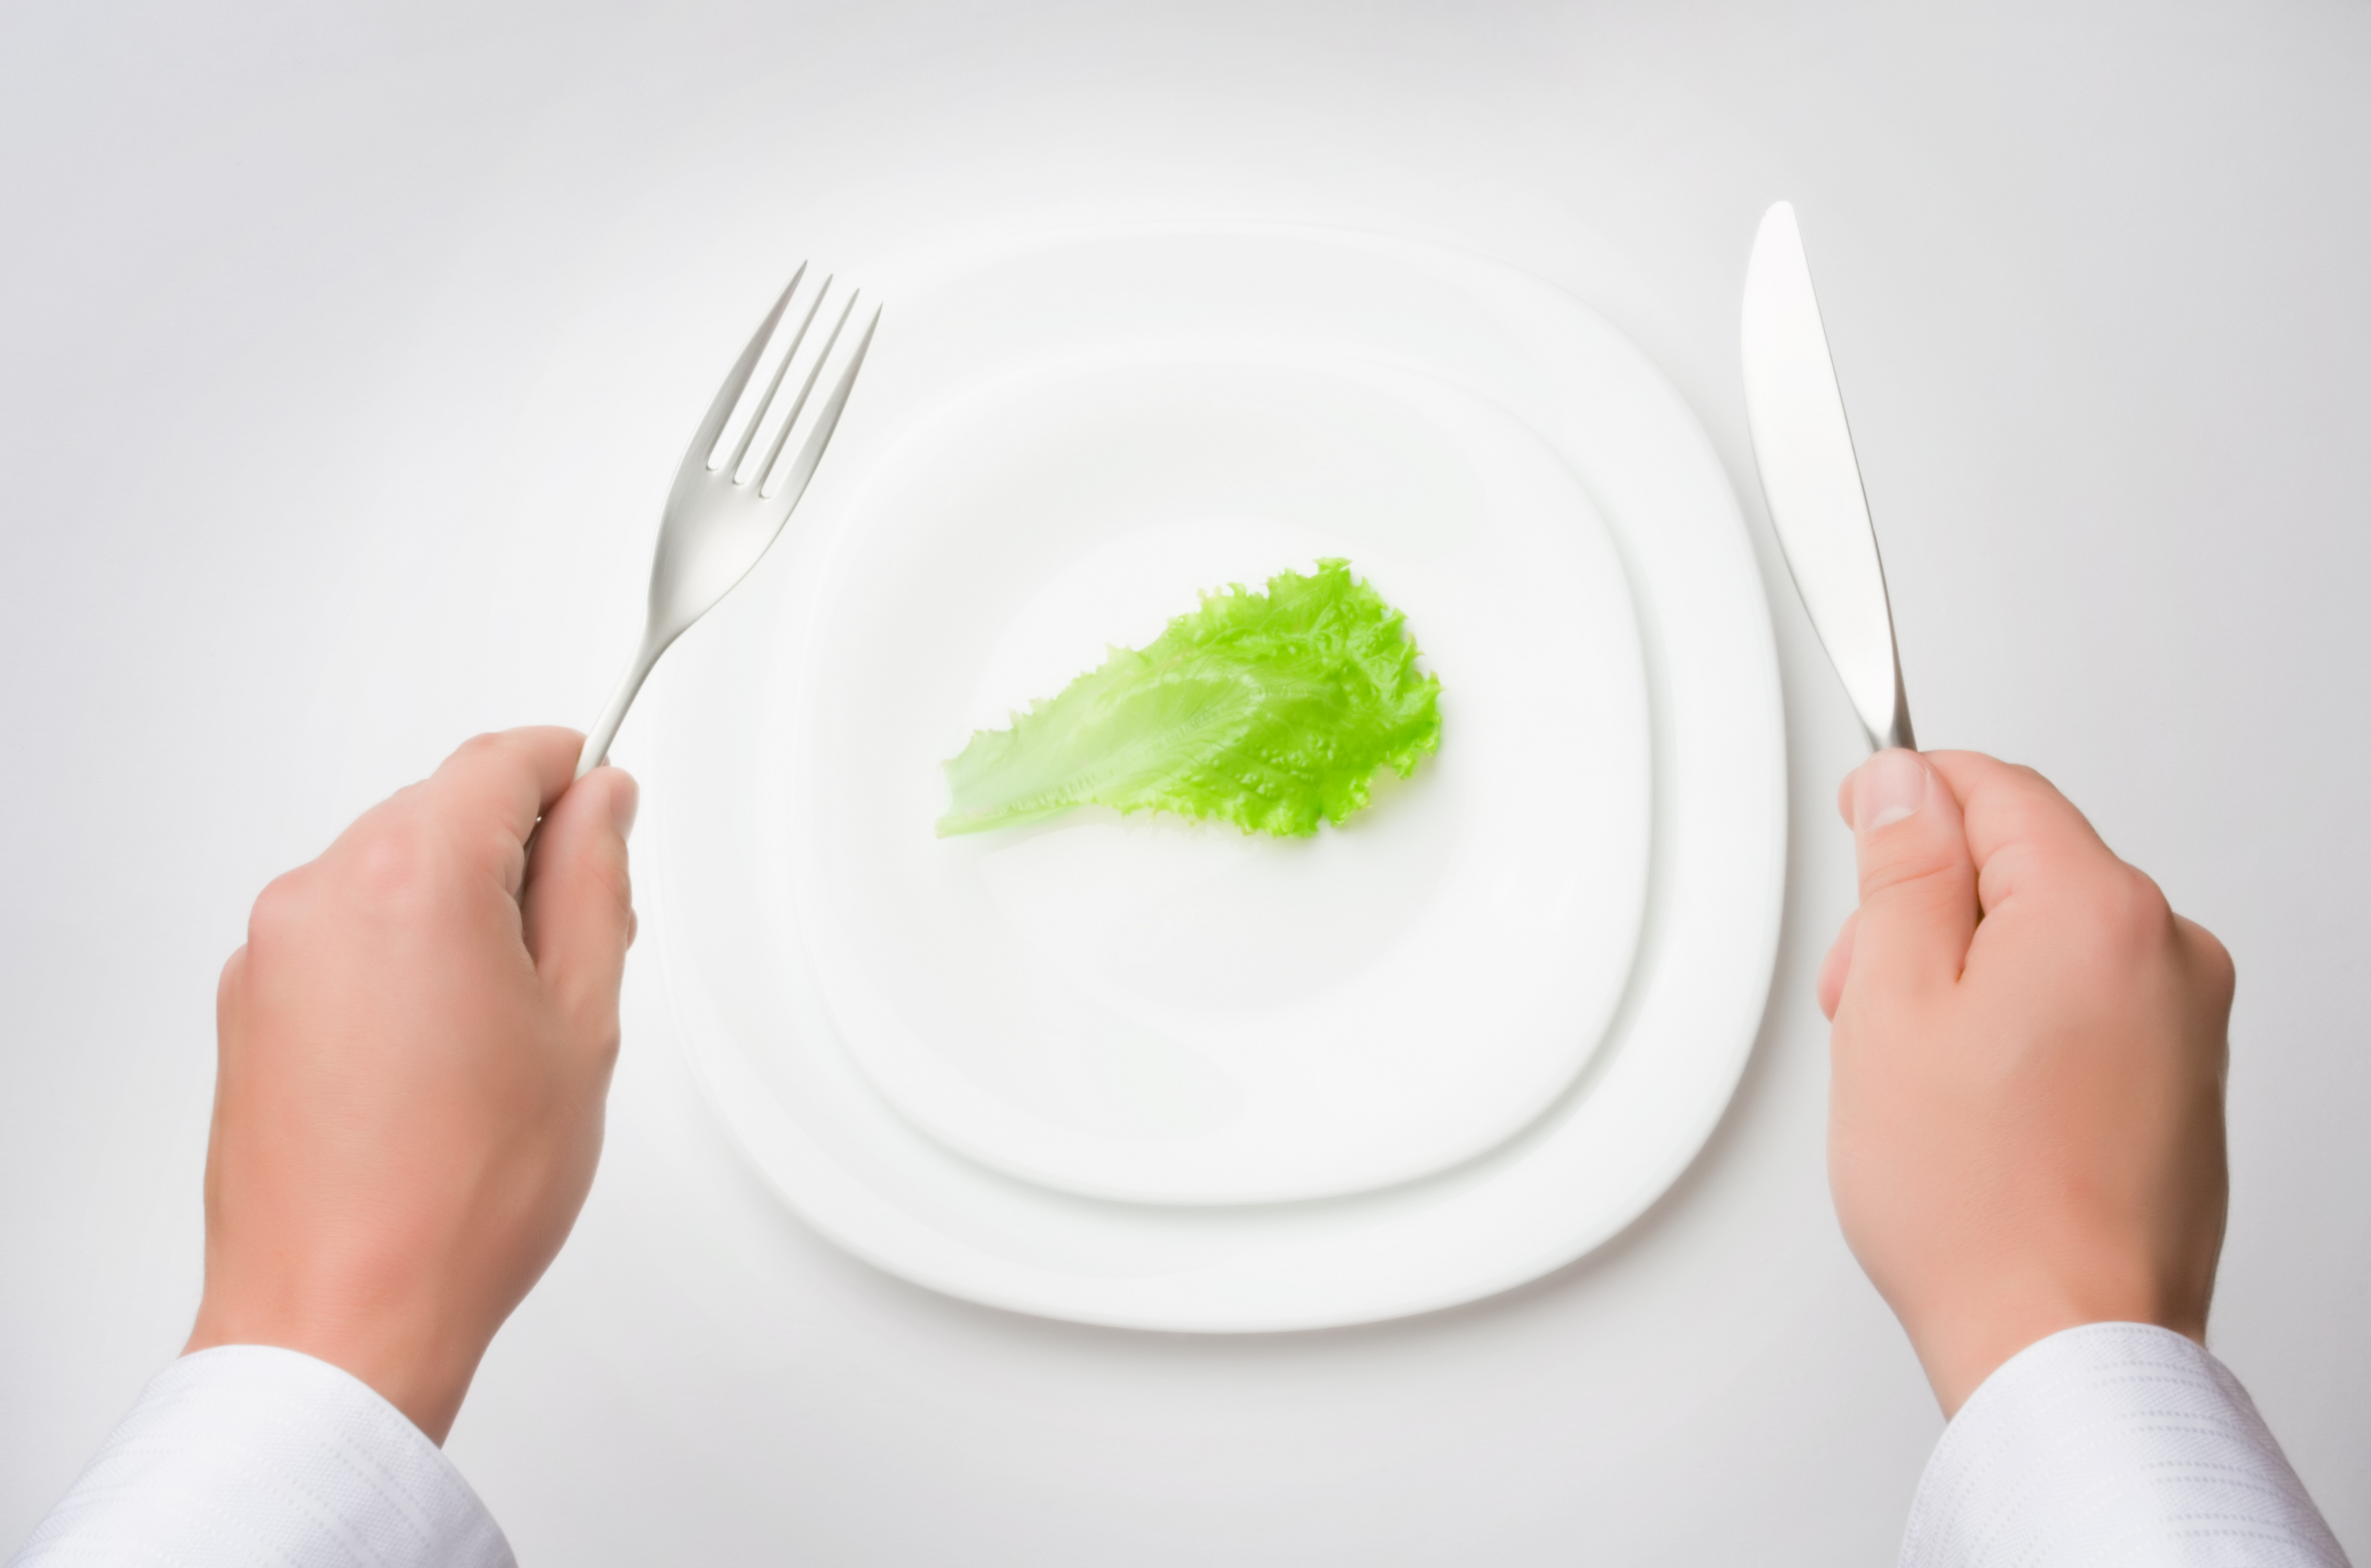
left=609, top=773, right=640, bottom=840
left=1854, top=749, right=1927, bottom=833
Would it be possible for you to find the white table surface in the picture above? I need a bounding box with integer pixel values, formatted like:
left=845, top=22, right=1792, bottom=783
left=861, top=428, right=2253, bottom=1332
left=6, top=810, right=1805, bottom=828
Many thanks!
left=3, top=3, right=2364, bottom=1561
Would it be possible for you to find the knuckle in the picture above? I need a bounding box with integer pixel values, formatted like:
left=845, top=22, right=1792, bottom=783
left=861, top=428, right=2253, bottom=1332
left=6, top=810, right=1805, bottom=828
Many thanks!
left=586, top=1017, right=622, bottom=1072
left=1857, top=863, right=1973, bottom=953
left=587, top=852, right=635, bottom=933
left=1997, top=791, right=2069, bottom=849
left=2005, top=761, right=2055, bottom=793
left=454, top=729, right=540, bottom=791
left=215, top=943, right=250, bottom=1011
left=2055, top=865, right=2173, bottom=968
left=2110, top=866, right=2174, bottom=939
left=2184, top=919, right=2238, bottom=1003
left=246, top=869, right=313, bottom=949
left=550, top=975, right=624, bottom=1067
left=477, top=822, right=528, bottom=884
left=341, top=813, right=452, bottom=920
left=1863, top=860, right=1954, bottom=908
left=1858, top=837, right=1966, bottom=904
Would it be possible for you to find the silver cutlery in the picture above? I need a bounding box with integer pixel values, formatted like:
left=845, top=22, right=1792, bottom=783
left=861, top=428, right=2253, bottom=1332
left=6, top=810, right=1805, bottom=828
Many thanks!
left=576, top=265, right=880, bottom=778
left=1739, top=202, right=1915, bottom=753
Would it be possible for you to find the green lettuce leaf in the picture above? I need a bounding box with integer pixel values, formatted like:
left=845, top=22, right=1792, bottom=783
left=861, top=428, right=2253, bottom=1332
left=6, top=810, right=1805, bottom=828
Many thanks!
left=938, top=559, right=1443, bottom=838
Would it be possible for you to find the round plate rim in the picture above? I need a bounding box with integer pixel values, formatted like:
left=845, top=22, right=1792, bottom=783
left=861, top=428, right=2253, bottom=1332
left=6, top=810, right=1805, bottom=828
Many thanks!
left=640, top=220, right=1788, bottom=1333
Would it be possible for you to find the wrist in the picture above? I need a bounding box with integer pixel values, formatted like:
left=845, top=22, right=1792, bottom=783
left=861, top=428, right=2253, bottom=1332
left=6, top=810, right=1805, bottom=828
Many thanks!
left=1907, top=1277, right=2208, bottom=1417
left=185, top=1287, right=486, bottom=1445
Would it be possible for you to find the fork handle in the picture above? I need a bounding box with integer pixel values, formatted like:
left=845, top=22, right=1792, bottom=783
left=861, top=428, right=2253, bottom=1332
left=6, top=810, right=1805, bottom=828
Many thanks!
left=575, top=634, right=668, bottom=780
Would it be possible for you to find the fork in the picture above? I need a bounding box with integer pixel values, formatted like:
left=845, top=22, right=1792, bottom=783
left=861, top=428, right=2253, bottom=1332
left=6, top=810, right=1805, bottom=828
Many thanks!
left=574, top=265, right=880, bottom=779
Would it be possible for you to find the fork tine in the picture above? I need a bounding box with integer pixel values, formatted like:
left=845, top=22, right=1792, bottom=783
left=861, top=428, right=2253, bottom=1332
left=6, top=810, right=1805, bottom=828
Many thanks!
left=762, top=302, right=880, bottom=505
left=724, top=275, right=831, bottom=481
left=755, top=289, right=859, bottom=489
left=685, top=262, right=806, bottom=471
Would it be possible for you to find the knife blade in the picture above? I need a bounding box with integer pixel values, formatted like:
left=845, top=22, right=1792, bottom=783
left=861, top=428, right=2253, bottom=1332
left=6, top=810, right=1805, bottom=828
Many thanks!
left=1740, top=201, right=1916, bottom=752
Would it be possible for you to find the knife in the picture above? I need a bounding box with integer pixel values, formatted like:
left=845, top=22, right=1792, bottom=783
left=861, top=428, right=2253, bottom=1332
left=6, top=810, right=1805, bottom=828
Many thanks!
left=1740, top=201, right=1916, bottom=752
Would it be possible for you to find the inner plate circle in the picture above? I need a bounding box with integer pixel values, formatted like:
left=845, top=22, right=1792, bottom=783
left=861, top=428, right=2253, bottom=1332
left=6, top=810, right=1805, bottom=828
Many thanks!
left=792, top=353, right=1651, bottom=1204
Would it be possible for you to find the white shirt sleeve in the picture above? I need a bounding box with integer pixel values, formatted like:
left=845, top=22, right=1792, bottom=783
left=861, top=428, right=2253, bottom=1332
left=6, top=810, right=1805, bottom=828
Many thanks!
left=1901, top=1320, right=2348, bottom=1567
left=10, top=1345, right=513, bottom=1568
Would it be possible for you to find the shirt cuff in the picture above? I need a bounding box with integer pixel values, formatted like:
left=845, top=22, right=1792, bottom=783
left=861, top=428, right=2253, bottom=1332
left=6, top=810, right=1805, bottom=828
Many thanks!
left=11, top=1344, right=514, bottom=1568
left=1901, top=1320, right=2347, bottom=1568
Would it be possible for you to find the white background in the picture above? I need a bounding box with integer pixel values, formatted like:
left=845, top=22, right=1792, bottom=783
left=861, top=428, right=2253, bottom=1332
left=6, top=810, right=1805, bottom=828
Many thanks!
left=3, top=2, right=2364, bottom=1561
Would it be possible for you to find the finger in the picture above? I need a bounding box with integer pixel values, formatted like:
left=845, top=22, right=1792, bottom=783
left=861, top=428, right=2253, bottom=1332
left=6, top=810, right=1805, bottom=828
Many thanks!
left=1817, top=910, right=1857, bottom=1020
left=1843, top=749, right=1979, bottom=999
left=2175, top=914, right=2238, bottom=1021
left=1924, top=752, right=2122, bottom=919
left=206, top=944, right=248, bottom=1213
left=214, top=944, right=249, bottom=1061
left=523, top=765, right=638, bottom=1043
left=422, top=727, right=585, bottom=855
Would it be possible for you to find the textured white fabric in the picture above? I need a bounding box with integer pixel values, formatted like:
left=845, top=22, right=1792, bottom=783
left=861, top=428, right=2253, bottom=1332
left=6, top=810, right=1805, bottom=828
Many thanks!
left=11, top=1345, right=512, bottom=1568
left=1902, top=1321, right=2348, bottom=1567
left=16, top=1326, right=2349, bottom=1565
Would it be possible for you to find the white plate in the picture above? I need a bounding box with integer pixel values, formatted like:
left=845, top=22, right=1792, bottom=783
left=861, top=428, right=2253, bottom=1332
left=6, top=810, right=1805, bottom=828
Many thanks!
left=644, top=225, right=1787, bottom=1332
left=793, top=353, right=1651, bottom=1204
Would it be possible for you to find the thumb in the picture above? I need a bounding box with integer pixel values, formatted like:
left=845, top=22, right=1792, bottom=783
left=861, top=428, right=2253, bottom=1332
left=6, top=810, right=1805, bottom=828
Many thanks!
left=1839, top=749, right=1978, bottom=1002
left=523, top=766, right=639, bottom=1041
